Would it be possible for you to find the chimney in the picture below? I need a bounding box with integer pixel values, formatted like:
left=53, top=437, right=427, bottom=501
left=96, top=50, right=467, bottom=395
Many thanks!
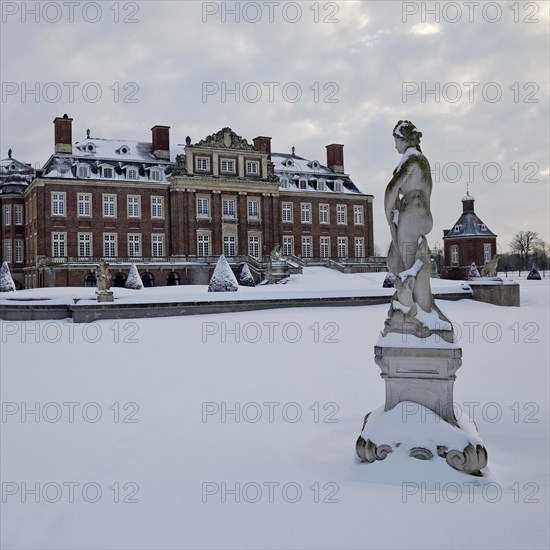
left=53, top=114, right=73, bottom=154
left=253, top=136, right=272, bottom=160
left=326, top=143, right=344, bottom=173
left=462, top=193, right=475, bottom=213
left=151, top=125, right=170, bottom=160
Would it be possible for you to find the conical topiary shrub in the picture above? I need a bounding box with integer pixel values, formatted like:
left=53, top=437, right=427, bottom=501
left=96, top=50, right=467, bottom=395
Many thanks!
left=125, top=264, right=144, bottom=289
left=239, top=263, right=255, bottom=287
left=0, top=261, right=16, bottom=292
left=208, top=255, right=239, bottom=292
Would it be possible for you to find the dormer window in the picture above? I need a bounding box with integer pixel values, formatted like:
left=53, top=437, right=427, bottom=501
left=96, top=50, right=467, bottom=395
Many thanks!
left=196, top=157, right=210, bottom=172
left=333, top=179, right=343, bottom=193
left=454, top=224, right=462, bottom=232
left=77, top=163, right=90, bottom=178
left=280, top=177, right=289, bottom=189
left=308, top=160, right=320, bottom=170
left=9, top=164, right=16, bottom=171
left=86, top=143, right=96, bottom=153
left=285, top=159, right=294, bottom=167
left=480, top=224, right=487, bottom=231
left=299, top=178, right=308, bottom=190
left=317, top=178, right=326, bottom=191
left=117, top=145, right=130, bottom=155
left=246, top=161, right=259, bottom=175
left=101, top=165, right=114, bottom=179
left=149, top=168, right=162, bottom=182
left=127, top=167, right=139, bottom=180
left=220, top=159, right=235, bottom=174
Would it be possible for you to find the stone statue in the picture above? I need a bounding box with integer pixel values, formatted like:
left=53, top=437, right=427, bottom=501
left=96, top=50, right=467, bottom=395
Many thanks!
left=481, top=254, right=500, bottom=277
left=95, top=259, right=111, bottom=291
left=270, top=244, right=283, bottom=261
left=383, top=121, right=452, bottom=342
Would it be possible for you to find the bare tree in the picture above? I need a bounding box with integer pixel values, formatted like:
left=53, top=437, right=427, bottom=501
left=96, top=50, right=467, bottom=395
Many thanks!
left=509, top=231, right=544, bottom=272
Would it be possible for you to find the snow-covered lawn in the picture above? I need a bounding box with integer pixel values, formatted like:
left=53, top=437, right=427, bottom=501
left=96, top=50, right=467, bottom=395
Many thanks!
left=1, top=272, right=548, bottom=549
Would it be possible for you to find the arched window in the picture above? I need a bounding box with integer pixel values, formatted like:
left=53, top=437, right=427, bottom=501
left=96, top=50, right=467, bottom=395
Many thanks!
left=141, top=272, right=154, bottom=287
left=84, top=273, right=97, bottom=287
left=113, top=272, right=127, bottom=287
left=149, top=168, right=162, bottom=182
left=317, top=178, right=326, bottom=191
left=280, top=177, right=289, bottom=189
left=166, top=272, right=180, bottom=286
left=78, top=164, right=90, bottom=178
left=299, top=178, right=308, bottom=190
left=126, top=167, right=139, bottom=180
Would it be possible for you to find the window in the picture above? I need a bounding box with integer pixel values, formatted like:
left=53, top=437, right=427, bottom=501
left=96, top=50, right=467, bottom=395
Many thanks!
left=127, top=196, right=140, bottom=218
left=223, top=235, right=236, bottom=257
left=299, top=178, right=308, bottom=190
left=103, top=234, right=117, bottom=257
left=320, top=237, right=330, bottom=258
left=484, top=243, right=492, bottom=263
left=3, top=206, right=11, bottom=226
left=103, top=195, right=116, bottom=217
left=248, top=200, right=260, bottom=220
left=197, top=234, right=210, bottom=257
left=52, top=233, right=66, bottom=257
left=454, top=225, right=462, bottom=232
left=52, top=193, right=65, bottom=216
left=480, top=224, right=487, bottom=231
left=102, top=166, right=114, bottom=179
left=248, top=235, right=260, bottom=258
left=283, top=236, right=294, bottom=256
left=301, top=236, right=312, bottom=258
left=221, top=159, right=235, bottom=173
left=280, top=177, right=289, bottom=189
left=317, top=178, right=326, bottom=191
left=78, top=164, right=90, bottom=178
left=152, top=234, right=164, bottom=257
left=282, top=203, right=293, bottom=223
left=78, top=193, right=91, bottom=217
left=78, top=233, right=92, bottom=257
left=338, top=237, right=348, bottom=258
left=150, top=168, right=162, bottom=182
left=334, top=179, right=343, bottom=193
left=355, top=237, right=364, bottom=258
left=301, top=203, right=311, bottom=223
left=151, top=197, right=164, bottom=219
left=196, top=157, right=209, bottom=171
left=222, top=199, right=236, bottom=219
left=319, top=204, right=329, bottom=224
left=4, top=240, right=11, bottom=263
left=246, top=161, right=259, bottom=175
left=14, top=205, right=23, bottom=225
left=15, top=240, right=23, bottom=263
left=354, top=205, right=364, bottom=225
left=197, top=197, right=210, bottom=218
left=127, top=167, right=139, bottom=180
left=451, top=245, right=459, bottom=265
left=128, top=234, right=141, bottom=257
left=337, top=205, right=346, bottom=224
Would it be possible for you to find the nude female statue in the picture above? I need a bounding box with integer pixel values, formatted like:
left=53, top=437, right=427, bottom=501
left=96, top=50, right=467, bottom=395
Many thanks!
left=383, top=121, right=452, bottom=341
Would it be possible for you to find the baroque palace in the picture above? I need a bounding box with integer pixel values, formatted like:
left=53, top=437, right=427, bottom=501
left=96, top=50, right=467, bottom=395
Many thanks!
left=0, top=115, right=380, bottom=288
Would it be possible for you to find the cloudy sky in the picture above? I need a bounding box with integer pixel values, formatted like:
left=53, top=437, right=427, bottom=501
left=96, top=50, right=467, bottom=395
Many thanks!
left=1, top=0, right=548, bottom=253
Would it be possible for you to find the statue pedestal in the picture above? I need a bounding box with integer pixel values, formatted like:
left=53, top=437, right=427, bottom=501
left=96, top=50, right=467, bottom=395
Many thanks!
left=96, top=290, right=114, bottom=303
left=266, top=260, right=289, bottom=283
left=356, top=334, right=488, bottom=476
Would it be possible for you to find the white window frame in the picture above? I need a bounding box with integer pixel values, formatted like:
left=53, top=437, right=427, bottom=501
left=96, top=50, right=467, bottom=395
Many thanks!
left=320, top=237, right=330, bottom=258
left=337, top=237, right=348, bottom=258
left=317, top=178, right=326, bottom=191
left=334, top=179, right=343, bottom=193
left=78, top=233, right=92, bottom=257
left=51, top=193, right=66, bottom=216
left=152, top=234, right=164, bottom=257
left=3, top=206, right=11, bottom=226
left=151, top=196, right=164, bottom=219
left=246, top=161, right=259, bottom=175
left=301, top=203, right=311, bottom=224
left=282, top=203, right=293, bottom=223
left=354, top=205, right=364, bottom=225
left=451, top=245, right=459, bottom=265
left=220, top=159, right=236, bottom=174
left=127, top=195, right=141, bottom=218
left=301, top=236, right=312, bottom=258
left=337, top=205, right=346, bottom=225
left=78, top=163, right=90, bottom=178
left=282, top=236, right=294, bottom=256
left=102, top=165, right=114, bottom=179
left=4, top=240, right=11, bottom=263
left=355, top=237, right=364, bottom=258
left=483, top=243, right=492, bottom=263
left=197, top=197, right=210, bottom=219
left=299, top=178, right=308, bottom=190
left=197, top=233, right=211, bottom=257
left=15, top=239, right=23, bottom=263
left=103, top=233, right=117, bottom=257
left=128, top=234, right=141, bottom=257
left=222, top=199, right=236, bottom=220
left=149, top=168, right=162, bottom=182
left=223, top=235, right=237, bottom=257
left=14, top=205, right=23, bottom=225
left=52, top=232, right=66, bottom=257
left=78, top=193, right=91, bottom=217
left=319, top=204, right=329, bottom=224
left=103, top=194, right=116, bottom=218
left=248, top=199, right=260, bottom=220
left=196, top=157, right=210, bottom=172
left=127, top=167, right=139, bottom=180
left=280, top=177, right=289, bottom=189
left=248, top=235, right=260, bottom=258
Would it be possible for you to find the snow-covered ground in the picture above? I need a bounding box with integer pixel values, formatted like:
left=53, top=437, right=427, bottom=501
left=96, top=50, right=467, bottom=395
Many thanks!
left=1, top=271, right=548, bottom=549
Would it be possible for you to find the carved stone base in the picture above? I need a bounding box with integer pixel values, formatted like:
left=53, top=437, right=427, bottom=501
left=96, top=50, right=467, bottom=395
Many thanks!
left=356, top=406, right=488, bottom=476
left=96, top=290, right=114, bottom=303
